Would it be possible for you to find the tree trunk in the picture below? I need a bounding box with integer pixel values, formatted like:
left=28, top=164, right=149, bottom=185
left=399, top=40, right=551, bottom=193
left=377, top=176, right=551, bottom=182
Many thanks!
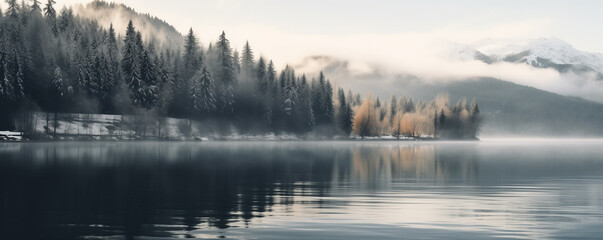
left=53, top=112, right=58, bottom=135
left=46, top=112, right=50, bottom=134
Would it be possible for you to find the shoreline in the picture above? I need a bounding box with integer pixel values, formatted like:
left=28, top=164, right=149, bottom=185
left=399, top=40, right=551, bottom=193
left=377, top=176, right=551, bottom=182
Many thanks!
left=1, top=131, right=481, bottom=142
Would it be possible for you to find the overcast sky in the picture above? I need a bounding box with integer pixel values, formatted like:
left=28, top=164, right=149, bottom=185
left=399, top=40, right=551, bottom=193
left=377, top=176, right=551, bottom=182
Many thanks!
left=9, top=0, right=600, bottom=53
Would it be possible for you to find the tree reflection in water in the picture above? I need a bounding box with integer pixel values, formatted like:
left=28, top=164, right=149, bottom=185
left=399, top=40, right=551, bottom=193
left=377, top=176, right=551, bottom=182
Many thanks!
left=1, top=141, right=602, bottom=240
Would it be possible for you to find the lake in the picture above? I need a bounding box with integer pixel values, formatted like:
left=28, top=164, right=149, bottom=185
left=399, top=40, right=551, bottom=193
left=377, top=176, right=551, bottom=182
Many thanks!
left=1, top=140, right=602, bottom=240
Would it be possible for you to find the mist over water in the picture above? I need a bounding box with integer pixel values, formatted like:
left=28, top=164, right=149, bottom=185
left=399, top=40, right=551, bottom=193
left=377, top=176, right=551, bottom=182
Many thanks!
left=1, top=141, right=602, bottom=240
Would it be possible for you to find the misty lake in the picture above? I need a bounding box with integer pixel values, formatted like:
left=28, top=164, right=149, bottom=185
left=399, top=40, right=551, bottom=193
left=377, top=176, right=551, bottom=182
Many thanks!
left=1, top=141, right=603, bottom=240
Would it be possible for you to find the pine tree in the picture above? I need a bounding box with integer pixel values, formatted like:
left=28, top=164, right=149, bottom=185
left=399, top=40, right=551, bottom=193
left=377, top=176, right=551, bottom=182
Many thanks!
left=232, top=49, right=240, bottom=77
left=279, top=68, right=287, bottom=91
left=44, top=0, right=57, bottom=34
left=183, top=28, right=201, bottom=79
left=5, top=0, right=19, bottom=18
left=469, top=99, right=480, bottom=138
left=404, top=98, right=415, bottom=113
left=122, top=21, right=137, bottom=81
left=14, top=52, right=24, bottom=102
left=389, top=95, right=397, bottom=125
left=241, top=41, right=255, bottom=81
left=343, top=103, right=353, bottom=136
left=283, top=76, right=297, bottom=117
left=266, top=60, right=276, bottom=93
left=297, top=74, right=314, bottom=131
left=31, top=0, right=41, bottom=13
left=1, top=54, right=15, bottom=104
left=57, top=7, right=73, bottom=32
left=43, top=0, right=55, bottom=17
left=50, top=66, right=64, bottom=94
left=122, top=21, right=149, bottom=107
left=191, top=65, right=216, bottom=116
left=256, top=57, right=267, bottom=94
left=215, top=31, right=236, bottom=113
left=337, top=88, right=353, bottom=136
left=323, top=80, right=334, bottom=123
left=139, top=45, right=159, bottom=109
left=311, top=77, right=323, bottom=124
left=433, top=110, right=439, bottom=138
left=439, top=109, right=446, bottom=133
left=105, top=24, right=119, bottom=106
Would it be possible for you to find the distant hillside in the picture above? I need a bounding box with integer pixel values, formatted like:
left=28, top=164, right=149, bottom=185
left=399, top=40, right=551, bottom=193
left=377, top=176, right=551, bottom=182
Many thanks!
left=73, top=0, right=184, bottom=51
left=388, top=78, right=603, bottom=137
left=305, top=54, right=603, bottom=137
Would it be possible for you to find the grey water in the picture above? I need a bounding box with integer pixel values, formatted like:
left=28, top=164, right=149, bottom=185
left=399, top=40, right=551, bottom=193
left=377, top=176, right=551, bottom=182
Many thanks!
left=1, top=140, right=603, bottom=240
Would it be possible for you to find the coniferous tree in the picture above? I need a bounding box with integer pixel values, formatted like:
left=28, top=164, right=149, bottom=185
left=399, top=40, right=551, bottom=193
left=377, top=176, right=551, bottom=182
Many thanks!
left=50, top=66, right=67, bottom=111
left=13, top=51, right=24, bottom=103
left=283, top=75, right=297, bottom=120
left=215, top=31, right=236, bottom=113
left=337, top=88, right=353, bottom=136
left=122, top=20, right=137, bottom=80
left=31, top=0, right=41, bottom=13
left=404, top=98, right=415, bottom=113
left=191, top=65, right=216, bottom=117
left=469, top=99, right=480, bottom=138
left=139, top=44, right=159, bottom=109
left=256, top=57, right=267, bottom=94
left=232, top=49, right=240, bottom=77
left=5, top=0, right=19, bottom=18
left=43, top=0, right=57, bottom=34
left=311, top=73, right=325, bottom=124
left=57, top=7, right=73, bottom=32
left=240, top=41, right=255, bottom=82
left=389, top=95, right=397, bottom=125
left=438, top=109, right=446, bottom=133
left=296, top=74, right=314, bottom=131
left=43, top=0, right=55, bottom=17
left=262, top=60, right=276, bottom=127
left=183, top=28, right=201, bottom=79
left=433, top=110, right=440, bottom=138
left=323, top=80, right=334, bottom=123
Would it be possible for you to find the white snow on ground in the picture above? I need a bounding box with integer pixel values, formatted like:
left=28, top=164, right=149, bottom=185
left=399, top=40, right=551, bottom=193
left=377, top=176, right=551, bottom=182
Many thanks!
left=0, top=131, right=22, bottom=141
left=28, top=112, right=205, bottom=140
left=13, top=112, right=428, bottom=141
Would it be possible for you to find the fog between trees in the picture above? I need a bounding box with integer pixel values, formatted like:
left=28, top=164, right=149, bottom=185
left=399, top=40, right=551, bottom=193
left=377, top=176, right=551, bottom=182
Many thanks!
left=0, top=0, right=479, bottom=139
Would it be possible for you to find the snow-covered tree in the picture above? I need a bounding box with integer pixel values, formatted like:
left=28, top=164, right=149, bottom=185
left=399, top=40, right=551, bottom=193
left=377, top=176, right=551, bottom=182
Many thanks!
left=240, top=41, right=255, bottom=82
left=183, top=28, right=201, bottom=79
left=215, top=31, right=236, bottom=113
left=30, top=0, right=41, bottom=13
left=256, top=57, right=267, bottom=94
left=190, top=65, right=216, bottom=115
left=5, top=0, right=19, bottom=18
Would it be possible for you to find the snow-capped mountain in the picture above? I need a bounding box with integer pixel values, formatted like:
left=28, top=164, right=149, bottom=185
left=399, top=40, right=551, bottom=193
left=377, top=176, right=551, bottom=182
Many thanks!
left=458, top=38, right=603, bottom=77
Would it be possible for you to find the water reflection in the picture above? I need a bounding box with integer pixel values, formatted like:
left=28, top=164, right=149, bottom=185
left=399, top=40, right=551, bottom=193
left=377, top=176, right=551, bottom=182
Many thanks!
left=0, top=141, right=602, bottom=239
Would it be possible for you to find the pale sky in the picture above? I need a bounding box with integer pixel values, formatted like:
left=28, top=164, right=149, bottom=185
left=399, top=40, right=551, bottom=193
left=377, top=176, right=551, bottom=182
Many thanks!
left=16, top=0, right=602, bottom=53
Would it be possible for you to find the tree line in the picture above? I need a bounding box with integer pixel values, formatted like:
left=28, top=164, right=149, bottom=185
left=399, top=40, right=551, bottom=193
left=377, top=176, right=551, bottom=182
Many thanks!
left=0, top=0, right=480, bottom=139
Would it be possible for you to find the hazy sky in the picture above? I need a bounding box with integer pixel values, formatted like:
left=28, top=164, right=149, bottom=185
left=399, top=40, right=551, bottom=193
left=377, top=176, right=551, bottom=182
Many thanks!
left=17, top=0, right=602, bottom=52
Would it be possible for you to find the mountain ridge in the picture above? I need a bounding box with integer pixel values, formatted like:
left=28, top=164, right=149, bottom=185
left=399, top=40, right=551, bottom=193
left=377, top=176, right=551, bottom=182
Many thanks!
left=73, top=0, right=184, bottom=52
left=462, top=38, right=603, bottom=78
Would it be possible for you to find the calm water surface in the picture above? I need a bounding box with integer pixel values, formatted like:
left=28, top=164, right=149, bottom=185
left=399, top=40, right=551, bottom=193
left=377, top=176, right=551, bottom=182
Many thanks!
left=1, top=140, right=602, bottom=240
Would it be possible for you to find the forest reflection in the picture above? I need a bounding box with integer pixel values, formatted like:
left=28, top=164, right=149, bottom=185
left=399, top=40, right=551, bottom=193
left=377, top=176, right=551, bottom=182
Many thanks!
left=0, top=142, right=479, bottom=239
left=338, top=144, right=477, bottom=189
